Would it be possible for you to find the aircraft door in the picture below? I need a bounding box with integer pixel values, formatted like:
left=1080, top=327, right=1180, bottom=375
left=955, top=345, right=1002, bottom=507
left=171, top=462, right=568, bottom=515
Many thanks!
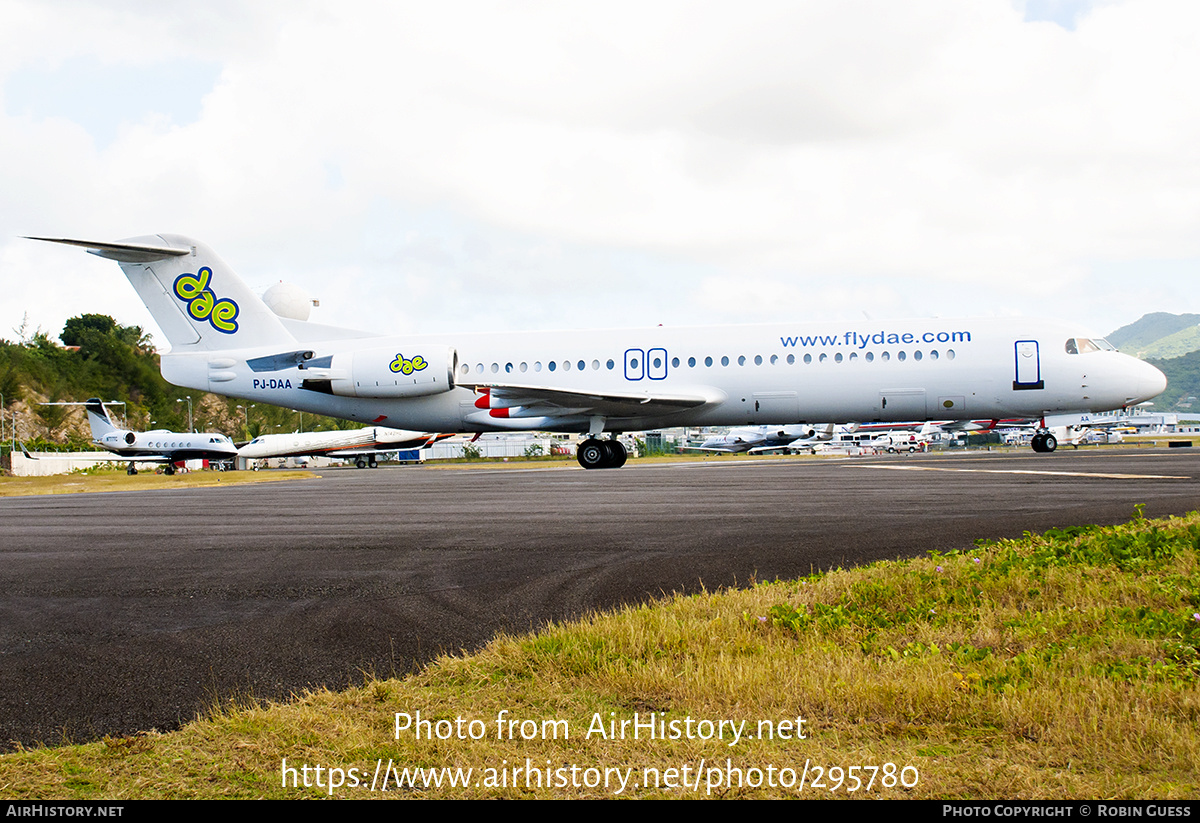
left=647, top=348, right=668, bottom=380
left=1013, top=340, right=1044, bottom=390
left=877, top=389, right=927, bottom=421
left=625, top=348, right=645, bottom=381
left=748, top=391, right=800, bottom=423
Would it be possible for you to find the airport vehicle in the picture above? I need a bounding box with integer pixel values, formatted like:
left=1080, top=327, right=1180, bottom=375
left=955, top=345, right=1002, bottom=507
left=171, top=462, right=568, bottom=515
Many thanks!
left=692, top=423, right=835, bottom=453
left=31, top=235, right=1168, bottom=468
left=83, top=397, right=238, bottom=474
left=870, top=430, right=930, bottom=453
left=238, top=426, right=452, bottom=468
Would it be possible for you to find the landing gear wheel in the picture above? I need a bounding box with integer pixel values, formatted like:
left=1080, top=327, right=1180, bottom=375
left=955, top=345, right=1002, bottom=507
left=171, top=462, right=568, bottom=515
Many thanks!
left=126, top=465, right=137, bottom=476
left=164, top=464, right=176, bottom=476
left=356, top=457, right=367, bottom=469
left=577, top=438, right=608, bottom=470
left=368, top=455, right=378, bottom=468
left=1031, top=433, right=1058, bottom=453
left=608, top=439, right=627, bottom=468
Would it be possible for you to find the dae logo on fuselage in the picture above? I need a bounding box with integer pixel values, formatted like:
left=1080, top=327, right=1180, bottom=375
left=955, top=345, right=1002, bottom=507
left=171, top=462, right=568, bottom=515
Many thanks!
left=390, top=353, right=427, bottom=375
left=173, top=267, right=239, bottom=334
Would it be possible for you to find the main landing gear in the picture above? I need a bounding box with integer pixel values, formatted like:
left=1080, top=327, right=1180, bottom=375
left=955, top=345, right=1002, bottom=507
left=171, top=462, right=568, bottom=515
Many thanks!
left=576, top=438, right=627, bottom=469
left=1030, top=430, right=1058, bottom=453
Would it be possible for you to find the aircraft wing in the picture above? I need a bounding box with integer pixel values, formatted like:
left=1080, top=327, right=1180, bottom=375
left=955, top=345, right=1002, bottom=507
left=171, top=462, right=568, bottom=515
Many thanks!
left=21, top=445, right=172, bottom=464
left=746, top=444, right=798, bottom=454
left=319, top=433, right=451, bottom=457
left=461, top=382, right=720, bottom=421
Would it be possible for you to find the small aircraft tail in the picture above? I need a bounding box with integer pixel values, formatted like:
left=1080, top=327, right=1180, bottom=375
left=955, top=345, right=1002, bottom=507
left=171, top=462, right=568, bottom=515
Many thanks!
left=84, top=398, right=118, bottom=441
left=29, top=235, right=297, bottom=352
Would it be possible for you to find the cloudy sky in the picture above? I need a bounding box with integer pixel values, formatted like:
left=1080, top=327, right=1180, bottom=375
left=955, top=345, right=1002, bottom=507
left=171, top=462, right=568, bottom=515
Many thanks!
left=1, top=0, right=1197, bottom=349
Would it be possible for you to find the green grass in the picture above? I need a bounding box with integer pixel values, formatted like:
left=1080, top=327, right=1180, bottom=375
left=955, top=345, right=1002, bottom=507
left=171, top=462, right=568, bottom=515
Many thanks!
left=1, top=507, right=1196, bottom=798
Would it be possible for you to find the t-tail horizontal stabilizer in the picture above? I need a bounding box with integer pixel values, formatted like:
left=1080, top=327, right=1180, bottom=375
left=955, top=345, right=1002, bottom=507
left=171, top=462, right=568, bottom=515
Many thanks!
left=29, top=235, right=297, bottom=352
left=25, top=236, right=189, bottom=263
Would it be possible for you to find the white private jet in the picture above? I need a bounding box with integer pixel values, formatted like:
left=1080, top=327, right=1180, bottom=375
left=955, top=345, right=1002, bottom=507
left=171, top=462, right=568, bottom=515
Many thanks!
left=238, top=426, right=452, bottom=468
left=692, top=423, right=836, bottom=453
left=84, top=397, right=238, bottom=474
left=30, top=235, right=1167, bottom=468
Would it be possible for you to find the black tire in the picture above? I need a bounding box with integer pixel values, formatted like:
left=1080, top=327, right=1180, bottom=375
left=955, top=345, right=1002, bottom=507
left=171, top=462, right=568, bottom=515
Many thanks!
left=1043, top=433, right=1057, bottom=453
left=577, top=439, right=608, bottom=469
left=608, top=440, right=627, bottom=468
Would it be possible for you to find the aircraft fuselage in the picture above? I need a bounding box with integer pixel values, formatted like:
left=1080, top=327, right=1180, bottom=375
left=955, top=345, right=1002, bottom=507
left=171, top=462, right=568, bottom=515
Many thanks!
left=159, top=317, right=1164, bottom=434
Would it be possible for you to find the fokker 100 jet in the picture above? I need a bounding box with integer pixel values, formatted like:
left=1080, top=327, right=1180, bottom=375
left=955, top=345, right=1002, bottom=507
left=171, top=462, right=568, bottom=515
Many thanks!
left=30, top=236, right=1167, bottom=468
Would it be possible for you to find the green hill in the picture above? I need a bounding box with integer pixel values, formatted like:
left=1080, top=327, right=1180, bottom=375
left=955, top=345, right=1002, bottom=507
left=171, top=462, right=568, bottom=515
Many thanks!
left=1145, top=350, right=1200, bottom=414
left=0, top=314, right=356, bottom=455
left=1108, top=313, right=1200, bottom=359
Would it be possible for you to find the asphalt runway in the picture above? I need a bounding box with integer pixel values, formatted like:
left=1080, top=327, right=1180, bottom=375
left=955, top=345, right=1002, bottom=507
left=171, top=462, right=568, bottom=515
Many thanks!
left=1, top=448, right=1198, bottom=749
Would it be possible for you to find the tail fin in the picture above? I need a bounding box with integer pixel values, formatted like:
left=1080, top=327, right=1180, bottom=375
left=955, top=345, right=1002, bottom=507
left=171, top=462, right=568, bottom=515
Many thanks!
left=84, top=398, right=117, bottom=440
left=29, top=235, right=297, bottom=352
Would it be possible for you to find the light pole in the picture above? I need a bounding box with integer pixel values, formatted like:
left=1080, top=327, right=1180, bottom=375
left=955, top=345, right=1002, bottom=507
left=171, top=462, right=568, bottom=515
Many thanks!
left=176, top=396, right=193, bottom=432
left=237, top=404, right=255, bottom=437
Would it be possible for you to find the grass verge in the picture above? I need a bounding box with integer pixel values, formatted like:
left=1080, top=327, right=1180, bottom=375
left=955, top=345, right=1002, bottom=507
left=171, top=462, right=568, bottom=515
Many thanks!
left=0, top=469, right=318, bottom=497
left=1, top=507, right=1196, bottom=798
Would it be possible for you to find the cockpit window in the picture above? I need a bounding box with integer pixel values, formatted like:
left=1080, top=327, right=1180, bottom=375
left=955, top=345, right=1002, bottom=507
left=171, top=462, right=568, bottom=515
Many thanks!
left=1065, top=338, right=1111, bottom=355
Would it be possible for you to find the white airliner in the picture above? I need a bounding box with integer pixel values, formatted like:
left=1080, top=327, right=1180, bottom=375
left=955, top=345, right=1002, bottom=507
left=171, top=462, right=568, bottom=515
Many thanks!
left=84, top=397, right=238, bottom=474
left=238, top=426, right=452, bottom=468
left=31, top=235, right=1167, bottom=468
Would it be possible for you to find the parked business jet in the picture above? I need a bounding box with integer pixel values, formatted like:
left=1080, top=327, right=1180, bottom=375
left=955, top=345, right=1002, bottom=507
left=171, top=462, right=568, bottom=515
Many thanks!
left=31, top=235, right=1167, bottom=468
left=84, top=397, right=238, bottom=474
left=693, top=423, right=836, bottom=453
left=238, top=426, right=452, bottom=468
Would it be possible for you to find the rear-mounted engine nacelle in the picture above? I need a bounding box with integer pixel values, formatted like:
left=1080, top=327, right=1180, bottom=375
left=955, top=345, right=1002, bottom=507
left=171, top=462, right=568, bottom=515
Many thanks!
left=329, top=346, right=457, bottom=398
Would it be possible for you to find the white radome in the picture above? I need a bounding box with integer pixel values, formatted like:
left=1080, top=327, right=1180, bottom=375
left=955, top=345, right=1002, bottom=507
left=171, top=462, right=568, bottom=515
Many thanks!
left=262, top=281, right=313, bottom=321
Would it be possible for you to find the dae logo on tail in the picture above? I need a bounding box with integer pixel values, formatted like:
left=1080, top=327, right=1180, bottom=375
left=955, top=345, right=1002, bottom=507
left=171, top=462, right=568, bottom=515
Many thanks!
left=390, top=353, right=427, bottom=374
left=172, top=267, right=240, bottom=334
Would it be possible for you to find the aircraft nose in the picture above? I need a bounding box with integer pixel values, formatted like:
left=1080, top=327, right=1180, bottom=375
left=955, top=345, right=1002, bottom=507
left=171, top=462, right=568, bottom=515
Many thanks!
left=1128, top=357, right=1166, bottom=405
left=1137, top=359, right=1168, bottom=402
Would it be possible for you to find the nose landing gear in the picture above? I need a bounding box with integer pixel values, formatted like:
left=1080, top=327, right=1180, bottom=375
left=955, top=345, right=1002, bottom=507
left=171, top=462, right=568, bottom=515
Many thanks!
left=1031, top=431, right=1058, bottom=453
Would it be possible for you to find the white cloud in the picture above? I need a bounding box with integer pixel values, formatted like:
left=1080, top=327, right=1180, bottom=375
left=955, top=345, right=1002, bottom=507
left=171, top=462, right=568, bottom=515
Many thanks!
left=2, top=0, right=1199, bottom=344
